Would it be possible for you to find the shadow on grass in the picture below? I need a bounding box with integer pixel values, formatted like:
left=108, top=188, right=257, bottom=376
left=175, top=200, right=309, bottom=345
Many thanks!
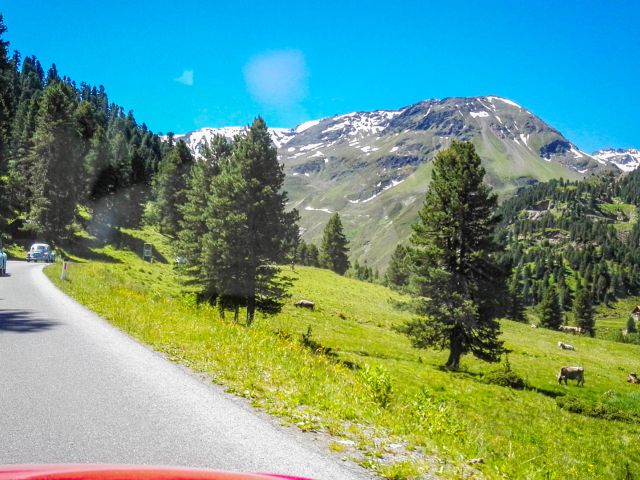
left=60, top=238, right=123, bottom=264
left=0, top=309, right=58, bottom=333
left=529, top=386, right=566, bottom=399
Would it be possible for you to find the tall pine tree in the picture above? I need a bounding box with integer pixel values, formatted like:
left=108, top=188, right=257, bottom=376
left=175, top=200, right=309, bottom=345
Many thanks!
left=402, top=141, right=505, bottom=370
left=539, top=284, right=564, bottom=330
left=573, top=285, right=595, bottom=337
left=320, top=212, right=349, bottom=274
left=201, top=118, right=298, bottom=323
left=385, top=244, right=411, bottom=290
left=178, top=135, right=230, bottom=277
left=154, top=140, right=194, bottom=236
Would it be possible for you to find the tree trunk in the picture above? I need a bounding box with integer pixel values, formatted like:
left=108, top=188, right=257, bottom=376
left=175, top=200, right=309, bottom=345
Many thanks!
left=446, top=330, right=463, bottom=370
left=246, top=295, right=255, bottom=326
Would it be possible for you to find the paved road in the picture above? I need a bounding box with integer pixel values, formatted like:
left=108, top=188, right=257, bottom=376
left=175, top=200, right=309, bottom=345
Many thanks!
left=0, top=261, right=369, bottom=479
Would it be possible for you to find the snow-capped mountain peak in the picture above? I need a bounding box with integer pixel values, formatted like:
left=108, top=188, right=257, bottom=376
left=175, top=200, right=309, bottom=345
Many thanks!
left=592, top=148, right=640, bottom=172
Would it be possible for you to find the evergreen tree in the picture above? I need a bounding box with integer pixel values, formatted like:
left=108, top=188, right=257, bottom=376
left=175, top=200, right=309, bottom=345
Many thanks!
left=178, top=135, right=229, bottom=273
left=154, top=140, right=193, bottom=236
left=306, top=243, right=320, bottom=267
left=506, top=274, right=526, bottom=322
left=573, top=286, right=595, bottom=337
left=0, top=14, right=14, bottom=169
left=28, top=82, right=83, bottom=240
left=0, top=15, right=15, bottom=230
left=539, top=284, right=563, bottom=330
left=320, top=212, right=349, bottom=274
left=201, top=117, right=297, bottom=323
left=296, top=239, right=309, bottom=265
left=385, top=244, right=411, bottom=289
left=402, top=141, right=505, bottom=370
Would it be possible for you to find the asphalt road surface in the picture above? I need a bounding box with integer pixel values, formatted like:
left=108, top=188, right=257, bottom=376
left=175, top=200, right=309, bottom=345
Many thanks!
left=0, top=261, right=370, bottom=479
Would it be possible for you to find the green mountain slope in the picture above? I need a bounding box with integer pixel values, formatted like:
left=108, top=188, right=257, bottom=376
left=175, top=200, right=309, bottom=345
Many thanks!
left=178, top=96, right=612, bottom=269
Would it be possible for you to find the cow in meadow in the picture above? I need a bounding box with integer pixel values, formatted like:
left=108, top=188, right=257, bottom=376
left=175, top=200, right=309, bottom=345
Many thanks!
left=628, top=373, right=639, bottom=384
left=557, top=366, right=585, bottom=386
left=558, top=341, right=575, bottom=351
left=559, top=325, right=582, bottom=335
left=294, top=300, right=315, bottom=310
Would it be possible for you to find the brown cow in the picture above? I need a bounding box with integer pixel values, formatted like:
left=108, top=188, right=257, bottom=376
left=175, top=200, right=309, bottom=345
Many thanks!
left=558, top=366, right=584, bottom=386
left=628, top=373, right=640, bottom=384
left=559, top=325, right=582, bottom=335
left=294, top=299, right=315, bottom=310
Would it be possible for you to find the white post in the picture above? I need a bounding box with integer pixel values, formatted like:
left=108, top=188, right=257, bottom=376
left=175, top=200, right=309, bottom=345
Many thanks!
left=60, top=261, right=69, bottom=280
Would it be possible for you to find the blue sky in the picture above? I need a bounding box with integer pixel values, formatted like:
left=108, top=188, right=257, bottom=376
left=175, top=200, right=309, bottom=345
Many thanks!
left=2, top=1, right=639, bottom=152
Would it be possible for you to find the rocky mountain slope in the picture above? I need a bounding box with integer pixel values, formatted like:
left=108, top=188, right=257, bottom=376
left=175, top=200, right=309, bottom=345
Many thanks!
left=174, top=96, right=623, bottom=269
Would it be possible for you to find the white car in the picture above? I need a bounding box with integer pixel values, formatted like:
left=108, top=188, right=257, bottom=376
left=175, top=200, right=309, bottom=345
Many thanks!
left=26, top=243, right=56, bottom=263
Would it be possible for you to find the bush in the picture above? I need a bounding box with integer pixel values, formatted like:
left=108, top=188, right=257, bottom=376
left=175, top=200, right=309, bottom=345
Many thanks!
left=556, top=396, right=640, bottom=423
left=360, top=364, right=393, bottom=408
left=484, top=356, right=528, bottom=390
left=411, top=388, right=459, bottom=435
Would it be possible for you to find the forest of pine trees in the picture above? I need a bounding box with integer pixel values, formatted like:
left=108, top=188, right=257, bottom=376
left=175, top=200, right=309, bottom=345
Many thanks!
left=0, top=15, right=165, bottom=244
left=496, top=171, right=640, bottom=322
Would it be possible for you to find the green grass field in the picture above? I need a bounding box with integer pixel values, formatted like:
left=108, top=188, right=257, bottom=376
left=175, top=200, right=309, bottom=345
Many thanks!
left=43, top=228, right=640, bottom=479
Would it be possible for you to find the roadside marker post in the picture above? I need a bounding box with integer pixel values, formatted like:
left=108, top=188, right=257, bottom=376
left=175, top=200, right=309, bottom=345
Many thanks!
left=60, top=261, right=69, bottom=280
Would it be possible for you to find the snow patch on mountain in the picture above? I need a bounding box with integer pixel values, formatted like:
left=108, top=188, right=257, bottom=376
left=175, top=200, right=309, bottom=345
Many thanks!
left=487, top=96, right=522, bottom=109
left=173, top=126, right=295, bottom=154
left=304, top=206, right=332, bottom=214
left=296, top=119, right=321, bottom=133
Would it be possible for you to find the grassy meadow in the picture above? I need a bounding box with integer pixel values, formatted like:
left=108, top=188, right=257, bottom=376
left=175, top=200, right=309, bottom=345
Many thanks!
left=42, top=228, right=640, bottom=479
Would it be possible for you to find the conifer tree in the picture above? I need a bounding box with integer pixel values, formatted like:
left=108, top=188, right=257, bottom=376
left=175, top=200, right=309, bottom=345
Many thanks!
left=539, top=284, right=563, bottom=330
left=506, top=274, right=526, bottom=322
left=573, top=286, right=595, bottom=337
left=402, top=141, right=505, bottom=370
left=201, top=118, right=298, bottom=323
left=296, top=239, right=309, bottom=265
left=178, top=135, right=229, bottom=273
left=28, top=82, right=83, bottom=240
left=306, top=243, right=320, bottom=267
left=0, top=15, right=15, bottom=229
left=385, top=244, right=411, bottom=290
left=320, top=212, right=349, bottom=274
left=154, top=140, right=193, bottom=236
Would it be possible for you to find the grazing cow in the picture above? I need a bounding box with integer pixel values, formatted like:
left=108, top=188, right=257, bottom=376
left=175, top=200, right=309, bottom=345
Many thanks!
left=558, top=341, right=575, bottom=351
left=628, top=373, right=640, bottom=384
left=531, top=324, right=538, bottom=328
left=559, top=325, right=582, bottom=335
left=557, top=366, right=585, bottom=386
left=294, top=299, right=315, bottom=310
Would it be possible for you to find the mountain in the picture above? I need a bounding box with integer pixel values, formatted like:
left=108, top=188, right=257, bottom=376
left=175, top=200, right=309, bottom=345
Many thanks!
left=174, top=96, right=618, bottom=269
left=592, top=148, right=640, bottom=172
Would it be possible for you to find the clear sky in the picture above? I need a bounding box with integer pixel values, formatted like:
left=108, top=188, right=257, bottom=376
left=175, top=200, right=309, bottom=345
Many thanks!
left=2, top=1, right=639, bottom=152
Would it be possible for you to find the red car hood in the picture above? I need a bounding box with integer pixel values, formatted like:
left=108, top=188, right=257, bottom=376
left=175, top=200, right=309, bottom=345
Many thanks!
left=0, top=465, right=314, bottom=480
